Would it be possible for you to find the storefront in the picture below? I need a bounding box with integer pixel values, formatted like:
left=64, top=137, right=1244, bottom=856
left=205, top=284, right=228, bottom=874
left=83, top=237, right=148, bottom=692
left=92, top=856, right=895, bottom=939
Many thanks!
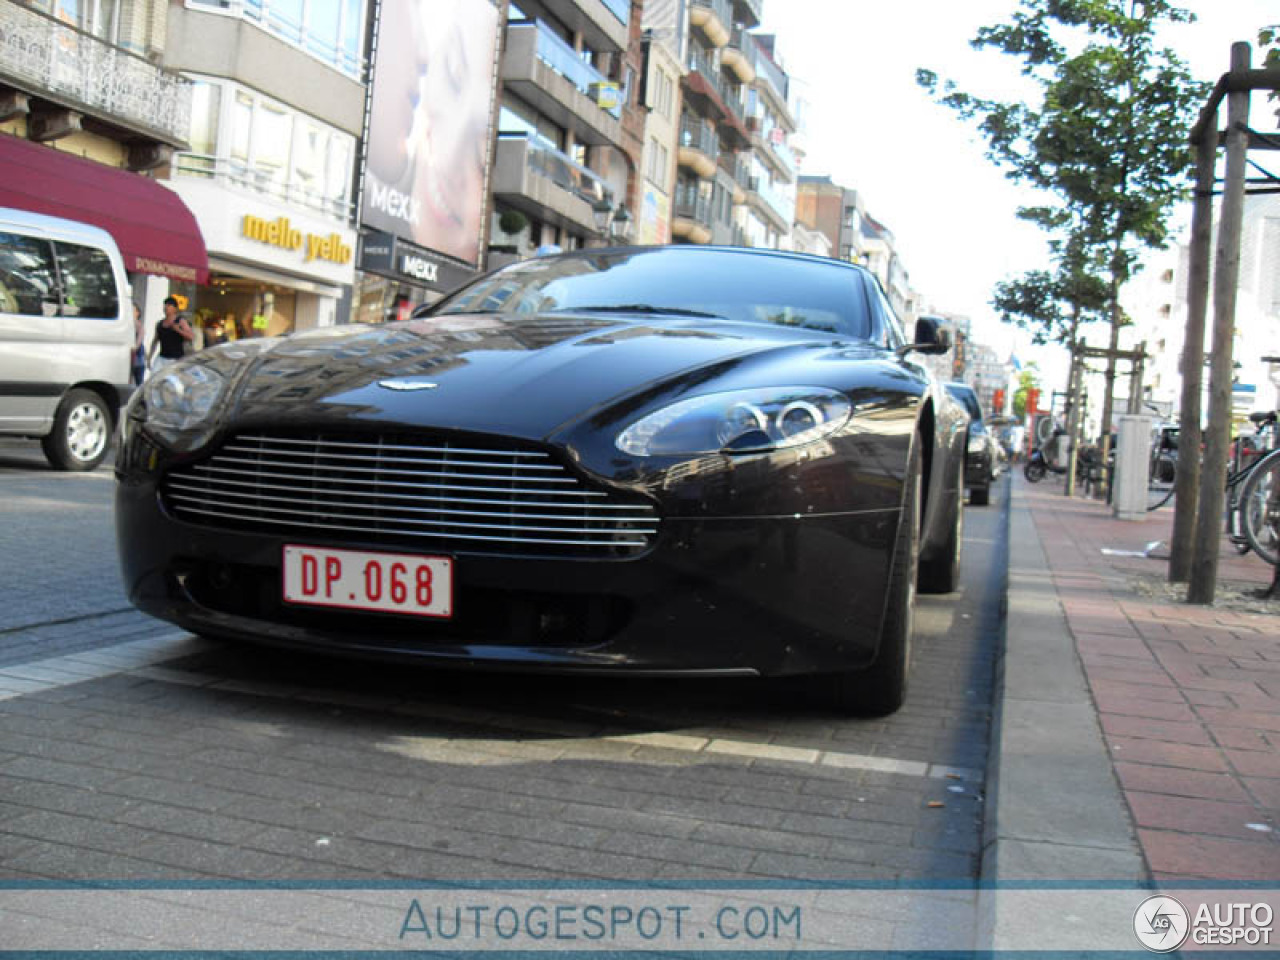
left=163, top=177, right=356, bottom=345
left=352, top=230, right=478, bottom=325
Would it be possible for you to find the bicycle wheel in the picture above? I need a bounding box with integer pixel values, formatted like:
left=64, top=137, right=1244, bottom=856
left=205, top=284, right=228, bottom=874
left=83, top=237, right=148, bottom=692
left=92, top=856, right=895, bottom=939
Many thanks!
left=1226, top=480, right=1252, bottom=554
left=1240, top=450, right=1280, bottom=565
left=1146, top=452, right=1176, bottom=511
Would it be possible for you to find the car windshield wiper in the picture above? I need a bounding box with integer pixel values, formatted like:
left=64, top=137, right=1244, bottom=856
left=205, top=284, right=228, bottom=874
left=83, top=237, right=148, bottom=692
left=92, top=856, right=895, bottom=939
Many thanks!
left=550, top=304, right=726, bottom=320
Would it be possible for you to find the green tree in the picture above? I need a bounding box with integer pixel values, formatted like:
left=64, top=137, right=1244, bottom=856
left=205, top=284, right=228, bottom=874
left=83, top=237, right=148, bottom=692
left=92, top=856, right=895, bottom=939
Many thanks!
left=1012, top=364, right=1041, bottom=420
left=919, top=0, right=1205, bottom=437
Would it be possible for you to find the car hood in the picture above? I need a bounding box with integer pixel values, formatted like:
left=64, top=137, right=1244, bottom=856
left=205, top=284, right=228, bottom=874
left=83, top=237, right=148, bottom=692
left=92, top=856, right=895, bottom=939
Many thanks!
left=222, top=313, right=883, bottom=441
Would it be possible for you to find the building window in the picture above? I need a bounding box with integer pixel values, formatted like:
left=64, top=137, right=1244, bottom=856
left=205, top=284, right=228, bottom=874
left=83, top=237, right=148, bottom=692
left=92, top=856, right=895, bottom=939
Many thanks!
left=174, top=76, right=357, bottom=221
left=185, top=0, right=366, bottom=79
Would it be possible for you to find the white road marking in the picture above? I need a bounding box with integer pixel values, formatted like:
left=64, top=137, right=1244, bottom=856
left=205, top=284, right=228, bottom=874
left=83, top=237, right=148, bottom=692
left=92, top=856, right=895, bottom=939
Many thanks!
left=0, top=635, right=982, bottom=783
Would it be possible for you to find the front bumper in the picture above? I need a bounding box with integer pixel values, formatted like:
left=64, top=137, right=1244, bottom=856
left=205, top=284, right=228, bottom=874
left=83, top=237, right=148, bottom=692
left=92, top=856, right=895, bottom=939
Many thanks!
left=116, top=478, right=898, bottom=677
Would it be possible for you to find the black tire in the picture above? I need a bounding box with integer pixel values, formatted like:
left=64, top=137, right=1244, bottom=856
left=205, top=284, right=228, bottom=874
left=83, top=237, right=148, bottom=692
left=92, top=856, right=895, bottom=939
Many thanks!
left=40, top=388, right=112, bottom=471
left=826, top=438, right=920, bottom=716
left=970, top=482, right=991, bottom=506
left=919, top=469, right=962, bottom=594
left=1240, top=451, right=1280, bottom=566
left=1145, top=453, right=1176, bottom=511
left=1024, top=460, right=1046, bottom=483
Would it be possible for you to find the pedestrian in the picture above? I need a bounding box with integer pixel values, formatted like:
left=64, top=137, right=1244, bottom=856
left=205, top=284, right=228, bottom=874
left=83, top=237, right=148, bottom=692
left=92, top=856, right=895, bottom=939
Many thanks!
left=148, top=296, right=194, bottom=371
left=129, top=301, right=147, bottom=386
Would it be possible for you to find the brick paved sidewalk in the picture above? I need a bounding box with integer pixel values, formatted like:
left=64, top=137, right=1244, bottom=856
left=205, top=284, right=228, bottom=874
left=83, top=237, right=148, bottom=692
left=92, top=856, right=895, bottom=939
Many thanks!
left=1021, top=475, right=1280, bottom=883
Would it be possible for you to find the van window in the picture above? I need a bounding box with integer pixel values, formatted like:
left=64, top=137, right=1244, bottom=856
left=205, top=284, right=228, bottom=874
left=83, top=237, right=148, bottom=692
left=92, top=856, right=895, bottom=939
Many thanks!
left=0, top=231, right=59, bottom=317
left=55, top=242, right=119, bottom=318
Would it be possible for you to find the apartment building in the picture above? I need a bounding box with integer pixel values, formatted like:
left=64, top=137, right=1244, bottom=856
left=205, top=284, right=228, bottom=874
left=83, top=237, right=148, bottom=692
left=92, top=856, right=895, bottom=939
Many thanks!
left=669, top=0, right=757, bottom=246
left=489, top=0, right=636, bottom=263
left=0, top=0, right=208, bottom=311
left=740, top=32, right=794, bottom=249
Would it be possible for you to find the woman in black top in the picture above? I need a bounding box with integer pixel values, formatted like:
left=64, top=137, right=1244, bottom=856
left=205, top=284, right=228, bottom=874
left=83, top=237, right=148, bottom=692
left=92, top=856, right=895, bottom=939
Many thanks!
left=149, top=296, right=195, bottom=370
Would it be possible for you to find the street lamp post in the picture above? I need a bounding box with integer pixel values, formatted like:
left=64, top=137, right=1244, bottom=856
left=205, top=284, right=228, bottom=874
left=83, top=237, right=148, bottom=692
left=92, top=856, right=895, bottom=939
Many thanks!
left=591, top=198, right=634, bottom=246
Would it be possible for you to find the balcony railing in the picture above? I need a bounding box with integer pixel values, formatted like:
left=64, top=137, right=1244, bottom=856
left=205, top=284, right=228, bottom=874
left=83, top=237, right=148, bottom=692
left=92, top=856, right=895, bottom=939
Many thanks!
left=503, top=133, right=608, bottom=208
left=599, top=0, right=630, bottom=26
left=679, top=115, right=717, bottom=157
left=174, top=153, right=354, bottom=222
left=734, top=0, right=763, bottom=27
left=0, top=1, right=192, bottom=145
left=691, top=0, right=732, bottom=30
left=688, top=46, right=745, bottom=121
left=674, top=184, right=712, bottom=226
left=526, top=19, right=622, bottom=119
left=751, top=36, right=789, bottom=103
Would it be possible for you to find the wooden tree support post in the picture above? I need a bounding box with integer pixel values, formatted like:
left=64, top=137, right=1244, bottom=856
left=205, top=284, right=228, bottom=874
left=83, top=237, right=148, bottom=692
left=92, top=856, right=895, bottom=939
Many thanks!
left=1169, top=125, right=1216, bottom=582
left=1189, top=43, right=1252, bottom=606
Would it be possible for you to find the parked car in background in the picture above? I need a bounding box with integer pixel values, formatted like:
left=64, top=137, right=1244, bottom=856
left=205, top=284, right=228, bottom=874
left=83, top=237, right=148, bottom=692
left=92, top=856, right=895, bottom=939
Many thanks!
left=945, top=382, right=997, bottom=505
left=0, top=207, right=133, bottom=470
left=116, top=245, right=968, bottom=715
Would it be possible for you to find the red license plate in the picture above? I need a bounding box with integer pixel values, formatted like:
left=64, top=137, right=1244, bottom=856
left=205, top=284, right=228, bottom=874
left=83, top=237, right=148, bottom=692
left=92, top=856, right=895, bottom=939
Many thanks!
left=282, top=545, right=453, bottom=619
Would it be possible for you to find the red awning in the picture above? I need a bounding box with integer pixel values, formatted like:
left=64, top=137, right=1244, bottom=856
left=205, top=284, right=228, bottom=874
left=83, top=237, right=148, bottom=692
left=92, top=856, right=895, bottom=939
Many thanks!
left=0, top=135, right=208, bottom=284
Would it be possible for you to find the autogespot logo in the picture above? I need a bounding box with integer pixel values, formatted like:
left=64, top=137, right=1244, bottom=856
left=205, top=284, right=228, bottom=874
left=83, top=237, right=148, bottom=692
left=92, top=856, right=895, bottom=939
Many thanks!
left=1134, top=895, right=1190, bottom=952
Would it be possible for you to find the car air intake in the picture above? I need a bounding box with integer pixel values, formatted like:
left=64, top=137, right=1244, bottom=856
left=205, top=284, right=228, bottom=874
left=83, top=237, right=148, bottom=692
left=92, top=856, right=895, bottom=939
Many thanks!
left=159, top=432, right=658, bottom=558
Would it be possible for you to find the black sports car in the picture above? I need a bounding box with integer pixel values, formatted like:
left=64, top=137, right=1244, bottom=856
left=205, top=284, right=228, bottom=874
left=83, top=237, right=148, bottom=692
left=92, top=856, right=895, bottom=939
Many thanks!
left=116, top=246, right=967, bottom=715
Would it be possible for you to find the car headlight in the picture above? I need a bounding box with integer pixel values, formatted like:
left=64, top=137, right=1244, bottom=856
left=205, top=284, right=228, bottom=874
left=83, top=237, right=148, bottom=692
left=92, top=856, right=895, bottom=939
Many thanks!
left=617, top=387, right=852, bottom=456
left=138, top=363, right=227, bottom=450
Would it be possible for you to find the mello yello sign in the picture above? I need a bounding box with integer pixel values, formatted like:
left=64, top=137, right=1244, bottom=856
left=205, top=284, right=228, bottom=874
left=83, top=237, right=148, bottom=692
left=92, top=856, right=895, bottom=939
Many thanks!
left=242, top=215, right=353, bottom=266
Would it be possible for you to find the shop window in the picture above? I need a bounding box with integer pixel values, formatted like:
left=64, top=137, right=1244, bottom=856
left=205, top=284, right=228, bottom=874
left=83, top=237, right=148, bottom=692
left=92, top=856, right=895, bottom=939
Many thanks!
left=54, top=242, right=119, bottom=319
left=178, top=77, right=356, bottom=222
left=0, top=233, right=59, bottom=318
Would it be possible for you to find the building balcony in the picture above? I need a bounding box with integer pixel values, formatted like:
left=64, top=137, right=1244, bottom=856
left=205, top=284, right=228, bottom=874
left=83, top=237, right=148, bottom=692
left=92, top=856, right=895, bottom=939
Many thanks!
left=0, top=1, right=192, bottom=150
left=733, top=0, right=763, bottom=29
left=720, top=153, right=748, bottom=205
left=684, top=47, right=750, bottom=146
left=751, top=39, right=795, bottom=130
left=527, top=0, right=629, bottom=53
left=678, top=116, right=717, bottom=179
left=744, top=175, right=791, bottom=235
left=751, top=126, right=797, bottom=184
left=722, top=28, right=756, bottom=85
left=672, top=184, right=712, bottom=244
left=502, top=21, right=623, bottom=148
left=689, top=0, right=730, bottom=48
left=492, top=134, right=609, bottom=236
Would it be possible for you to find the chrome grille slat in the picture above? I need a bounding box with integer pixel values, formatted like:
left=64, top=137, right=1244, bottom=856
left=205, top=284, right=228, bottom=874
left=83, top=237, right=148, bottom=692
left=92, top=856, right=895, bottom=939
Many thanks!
left=160, top=432, right=659, bottom=557
left=204, top=454, right=578, bottom=484
left=189, top=463, right=606, bottom=497
left=167, top=476, right=633, bottom=509
left=165, top=483, right=659, bottom=524
left=220, top=443, right=565, bottom=471
left=166, top=492, right=657, bottom=536
left=170, top=504, right=650, bottom=547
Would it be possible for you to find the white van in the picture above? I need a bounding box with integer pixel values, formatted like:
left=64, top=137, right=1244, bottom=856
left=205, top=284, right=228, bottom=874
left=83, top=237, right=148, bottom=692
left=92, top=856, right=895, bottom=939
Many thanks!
left=0, top=207, right=133, bottom=471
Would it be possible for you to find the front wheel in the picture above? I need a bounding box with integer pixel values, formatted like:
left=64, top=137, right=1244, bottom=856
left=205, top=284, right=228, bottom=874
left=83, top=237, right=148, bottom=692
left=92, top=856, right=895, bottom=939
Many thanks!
left=1024, top=460, right=1046, bottom=483
left=1240, top=451, right=1280, bottom=566
left=40, top=389, right=112, bottom=471
left=1146, top=453, right=1176, bottom=511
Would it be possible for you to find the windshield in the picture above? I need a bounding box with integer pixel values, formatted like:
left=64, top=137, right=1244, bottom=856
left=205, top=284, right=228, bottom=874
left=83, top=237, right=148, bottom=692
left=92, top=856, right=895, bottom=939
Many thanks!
left=429, top=248, right=874, bottom=339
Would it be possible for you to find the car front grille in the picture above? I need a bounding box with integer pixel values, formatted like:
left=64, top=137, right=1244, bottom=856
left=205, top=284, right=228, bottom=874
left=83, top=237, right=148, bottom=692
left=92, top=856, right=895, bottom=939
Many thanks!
left=160, top=432, right=658, bottom=557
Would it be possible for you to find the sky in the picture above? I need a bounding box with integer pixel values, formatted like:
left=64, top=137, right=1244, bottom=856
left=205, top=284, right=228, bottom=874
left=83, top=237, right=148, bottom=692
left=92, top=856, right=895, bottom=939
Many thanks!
left=758, top=0, right=1278, bottom=378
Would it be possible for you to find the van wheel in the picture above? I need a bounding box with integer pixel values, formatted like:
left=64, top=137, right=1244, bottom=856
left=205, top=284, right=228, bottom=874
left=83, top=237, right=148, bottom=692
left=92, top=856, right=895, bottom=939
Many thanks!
left=42, top=389, right=111, bottom=471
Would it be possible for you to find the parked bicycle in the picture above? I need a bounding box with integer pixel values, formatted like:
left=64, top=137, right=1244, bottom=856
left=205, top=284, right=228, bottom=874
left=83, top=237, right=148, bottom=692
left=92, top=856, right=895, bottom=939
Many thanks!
left=1226, top=409, right=1278, bottom=556
left=1146, top=425, right=1178, bottom=511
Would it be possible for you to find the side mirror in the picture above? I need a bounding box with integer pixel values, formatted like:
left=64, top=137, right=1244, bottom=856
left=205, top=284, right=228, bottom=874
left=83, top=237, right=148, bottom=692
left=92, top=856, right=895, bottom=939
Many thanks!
left=898, top=316, right=951, bottom=358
